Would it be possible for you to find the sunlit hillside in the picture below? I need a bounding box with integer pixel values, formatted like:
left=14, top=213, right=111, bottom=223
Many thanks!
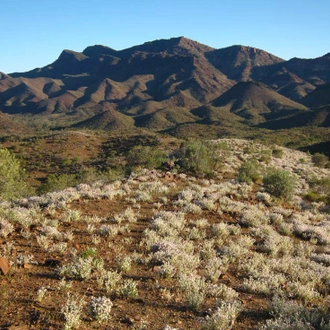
left=1, top=139, right=330, bottom=329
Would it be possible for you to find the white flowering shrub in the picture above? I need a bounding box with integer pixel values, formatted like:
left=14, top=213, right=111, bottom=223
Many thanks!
left=49, top=242, right=68, bottom=253
left=152, top=211, right=186, bottom=234
left=116, top=255, right=132, bottom=272
left=57, top=278, right=72, bottom=291
left=207, top=283, right=239, bottom=301
left=182, top=202, right=203, bottom=214
left=63, top=209, right=81, bottom=222
left=89, top=296, right=113, bottom=322
left=204, top=257, right=226, bottom=283
left=62, top=293, right=85, bottom=330
left=178, top=273, right=206, bottom=310
left=111, top=207, right=137, bottom=224
left=239, top=207, right=269, bottom=227
left=97, top=269, right=122, bottom=292
left=57, top=256, right=94, bottom=280
left=211, top=222, right=230, bottom=239
left=96, top=224, right=119, bottom=237
left=201, top=300, right=242, bottom=330
left=188, top=227, right=206, bottom=241
left=157, top=261, right=177, bottom=279
left=15, top=253, right=35, bottom=266
left=1, top=138, right=329, bottom=329
left=242, top=275, right=286, bottom=296
left=261, top=295, right=324, bottom=330
left=200, top=240, right=217, bottom=260
left=36, top=286, right=47, bottom=302
left=163, top=326, right=178, bottom=330
left=0, top=218, right=14, bottom=238
left=219, top=235, right=254, bottom=262
left=193, top=218, right=209, bottom=229
left=118, top=279, right=138, bottom=298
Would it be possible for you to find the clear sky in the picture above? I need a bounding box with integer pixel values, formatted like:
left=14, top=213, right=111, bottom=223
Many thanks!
left=1, top=0, right=329, bottom=74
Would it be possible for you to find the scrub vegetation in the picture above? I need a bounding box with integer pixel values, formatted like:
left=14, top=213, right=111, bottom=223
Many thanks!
left=1, top=134, right=330, bottom=329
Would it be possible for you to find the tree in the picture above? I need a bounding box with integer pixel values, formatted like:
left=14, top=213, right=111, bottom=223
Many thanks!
left=0, top=148, right=30, bottom=200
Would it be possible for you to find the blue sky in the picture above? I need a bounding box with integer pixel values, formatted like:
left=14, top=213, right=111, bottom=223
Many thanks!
left=1, top=0, right=329, bottom=73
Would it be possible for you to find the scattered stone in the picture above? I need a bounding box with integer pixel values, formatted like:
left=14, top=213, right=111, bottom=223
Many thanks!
left=44, top=259, right=62, bottom=267
left=0, top=257, right=10, bottom=275
left=153, top=266, right=161, bottom=272
left=23, top=263, right=32, bottom=269
left=121, top=316, right=134, bottom=325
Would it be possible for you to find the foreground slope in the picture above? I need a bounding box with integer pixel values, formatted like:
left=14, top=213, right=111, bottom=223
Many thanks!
left=1, top=139, right=330, bottom=329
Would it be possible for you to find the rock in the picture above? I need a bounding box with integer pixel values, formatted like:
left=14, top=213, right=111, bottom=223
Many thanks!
left=121, top=316, right=134, bottom=325
left=0, top=257, right=10, bottom=275
left=152, top=266, right=161, bottom=273
left=44, top=259, right=62, bottom=267
left=23, top=263, right=32, bottom=269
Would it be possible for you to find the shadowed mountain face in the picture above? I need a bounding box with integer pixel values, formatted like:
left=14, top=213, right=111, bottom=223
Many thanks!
left=196, top=81, right=308, bottom=125
left=252, top=53, right=330, bottom=100
left=206, top=45, right=284, bottom=81
left=259, top=105, right=330, bottom=130
left=0, top=37, right=329, bottom=131
left=302, top=83, right=330, bottom=108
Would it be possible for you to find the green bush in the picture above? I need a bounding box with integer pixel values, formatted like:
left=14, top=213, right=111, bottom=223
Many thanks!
left=38, top=173, right=77, bottom=194
left=307, top=176, right=330, bottom=205
left=312, top=153, right=329, bottom=168
left=263, top=169, right=296, bottom=200
left=126, top=145, right=166, bottom=170
left=305, top=191, right=327, bottom=203
left=258, top=150, right=272, bottom=163
left=177, top=140, right=224, bottom=177
left=0, top=148, right=31, bottom=200
left=238, top=160, right=262, bottom=184
left=309, top=176, right=330, bottom=195
left=272, top=148, right=284, bottom=158
left=76, top=167, right=103, bottom=184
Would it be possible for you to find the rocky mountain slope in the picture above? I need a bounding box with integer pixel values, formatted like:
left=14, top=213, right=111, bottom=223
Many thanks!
left=0, top=37, right=329, bottom=132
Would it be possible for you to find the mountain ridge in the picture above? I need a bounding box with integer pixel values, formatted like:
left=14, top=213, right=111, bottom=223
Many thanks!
left=0, top=36, right=329, bottom=133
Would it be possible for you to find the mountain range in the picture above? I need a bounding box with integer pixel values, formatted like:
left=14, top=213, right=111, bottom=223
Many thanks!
left=0, top=36, right=330, bottom=133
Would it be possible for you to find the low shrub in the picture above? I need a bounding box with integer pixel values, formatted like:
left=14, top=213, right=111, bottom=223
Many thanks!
left=259, top=150, right=272, bottom=163
left=312, top=153, right=329, bottom=168
left=38, top=173, right=77, bottom=194
left=126, top=145, right=166, bottom=169
left=263, top=169, right=296, bottom=200
left=272, top=148, right=284, bottom=158
left=176, top=140, right=224, bottom=177
left=237, top=160, right=262, bottom=184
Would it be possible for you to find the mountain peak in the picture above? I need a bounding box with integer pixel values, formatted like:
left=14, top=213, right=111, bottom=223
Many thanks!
left=58, top=49, right=88, bottom=62
left=82, top=45, right=117, bottom=57
left=0, top=72, right=9, bottom=79
left=121, top=36, right=214, bottom=57
left=206, top=45, right=284, bottom=81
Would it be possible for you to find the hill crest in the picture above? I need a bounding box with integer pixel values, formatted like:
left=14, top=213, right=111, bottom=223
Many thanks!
left=0, top=37, right=329, bottom=133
